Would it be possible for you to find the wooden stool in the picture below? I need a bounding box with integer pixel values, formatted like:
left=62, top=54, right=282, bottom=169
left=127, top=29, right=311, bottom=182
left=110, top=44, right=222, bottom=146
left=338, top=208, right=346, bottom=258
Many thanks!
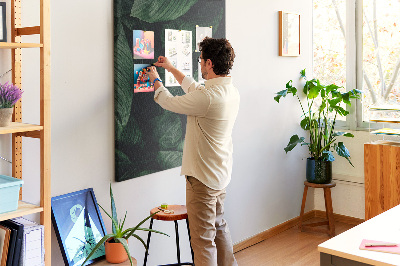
left=143, top=205, right=194, bottom=266
left=299, top=181, right=336, bottom=237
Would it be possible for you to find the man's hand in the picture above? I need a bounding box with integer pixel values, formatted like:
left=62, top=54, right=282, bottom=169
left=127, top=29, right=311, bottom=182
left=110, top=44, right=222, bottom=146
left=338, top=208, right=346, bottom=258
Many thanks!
left=154, top=56, right=175, bottom=72
left=143, top=66, right=160, bottom=83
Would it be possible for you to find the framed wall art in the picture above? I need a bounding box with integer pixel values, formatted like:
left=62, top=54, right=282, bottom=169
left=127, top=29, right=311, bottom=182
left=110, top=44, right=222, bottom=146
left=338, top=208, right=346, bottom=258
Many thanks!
left=0, top=2, right=6, bottom=42
left=279, top=11, right=300, bottom=56
left=51, top=188, right=107, bottom=266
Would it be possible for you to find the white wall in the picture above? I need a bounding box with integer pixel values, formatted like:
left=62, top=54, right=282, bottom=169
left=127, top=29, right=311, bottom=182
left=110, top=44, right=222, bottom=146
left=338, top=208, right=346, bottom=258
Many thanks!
left=1, top=0, right=317, bottom=265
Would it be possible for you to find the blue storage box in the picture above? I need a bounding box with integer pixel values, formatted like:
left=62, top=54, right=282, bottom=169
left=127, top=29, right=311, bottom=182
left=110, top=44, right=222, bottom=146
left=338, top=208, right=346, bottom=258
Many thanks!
left=0, top=175, right=24, bottom=214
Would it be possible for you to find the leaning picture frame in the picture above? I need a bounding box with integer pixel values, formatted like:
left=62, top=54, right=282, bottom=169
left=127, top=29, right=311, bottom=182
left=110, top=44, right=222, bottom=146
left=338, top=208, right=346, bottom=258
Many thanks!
left=279, top=11, right=300, bottom=56
left=0, top=2, right=6, bottom=42
left=51, top=188, right=107, bottom=266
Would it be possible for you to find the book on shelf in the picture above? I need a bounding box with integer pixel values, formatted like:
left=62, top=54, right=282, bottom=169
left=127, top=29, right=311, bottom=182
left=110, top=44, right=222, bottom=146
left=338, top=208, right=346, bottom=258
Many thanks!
left=0, top=220, right=23, bottom=266
left=0, top=222, right=16, bottom=266
left=11, top=217, right=44, bottom=266
left=0, top=225, right=11, bottom=266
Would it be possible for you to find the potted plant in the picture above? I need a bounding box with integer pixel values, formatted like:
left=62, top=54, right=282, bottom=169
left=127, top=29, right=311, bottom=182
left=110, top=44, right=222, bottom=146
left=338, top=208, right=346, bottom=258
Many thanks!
left=82, top=185, right=168, bottom=266
left=0, top=82, right=23, bottom=127
left=274, top=69, right=362, bottom=183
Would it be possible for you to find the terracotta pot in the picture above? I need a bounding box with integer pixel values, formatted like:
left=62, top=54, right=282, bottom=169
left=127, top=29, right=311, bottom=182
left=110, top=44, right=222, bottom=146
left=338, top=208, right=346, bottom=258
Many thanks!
left=105, top=238, right=128, bottom=264
left=0, top=108, right=14, bottom=127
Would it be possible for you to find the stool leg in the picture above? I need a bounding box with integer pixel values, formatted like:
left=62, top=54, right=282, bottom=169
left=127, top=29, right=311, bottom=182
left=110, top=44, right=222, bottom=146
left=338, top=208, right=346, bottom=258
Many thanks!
left=186, top=218, right=194, bottom=264
left=299, top=185, right=308, bottom=231
left=174, top=220, right=181, bottom=265
left=143, top=218, right=154, bottom=266
left=324, top=188, right=335, bottom=237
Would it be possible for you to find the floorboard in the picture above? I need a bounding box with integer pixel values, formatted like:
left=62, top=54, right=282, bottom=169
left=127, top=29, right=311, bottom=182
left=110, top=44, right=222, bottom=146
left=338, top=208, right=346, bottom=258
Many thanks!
left=234, top=217, right=355, bottom=266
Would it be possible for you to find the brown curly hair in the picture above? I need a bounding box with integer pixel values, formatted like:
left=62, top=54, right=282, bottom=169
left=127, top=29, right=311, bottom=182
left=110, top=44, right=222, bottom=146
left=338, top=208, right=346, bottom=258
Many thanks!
left=199, top=37, right=235, bottom=75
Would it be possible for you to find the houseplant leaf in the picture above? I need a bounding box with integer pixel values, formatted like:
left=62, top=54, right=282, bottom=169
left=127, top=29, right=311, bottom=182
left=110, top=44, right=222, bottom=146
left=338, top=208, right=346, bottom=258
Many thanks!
left=81, top=234, right=115, bottom=266
left=284, top=135, right=305, bottom=153
left=115, top=237, right=133, bottom=266
left=110, top=185, right=118, bottom=234
left=335, top=142, right=354, bottom=167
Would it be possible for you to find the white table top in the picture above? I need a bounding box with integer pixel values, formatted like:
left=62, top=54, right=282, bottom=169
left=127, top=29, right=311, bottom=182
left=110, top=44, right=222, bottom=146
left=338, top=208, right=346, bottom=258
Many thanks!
left=318, top=204, right=400, bottom=266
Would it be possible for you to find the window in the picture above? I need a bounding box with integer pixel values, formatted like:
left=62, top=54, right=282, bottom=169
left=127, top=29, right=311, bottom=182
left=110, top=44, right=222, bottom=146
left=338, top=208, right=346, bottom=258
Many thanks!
left=313, top=0, right=400, bottom=130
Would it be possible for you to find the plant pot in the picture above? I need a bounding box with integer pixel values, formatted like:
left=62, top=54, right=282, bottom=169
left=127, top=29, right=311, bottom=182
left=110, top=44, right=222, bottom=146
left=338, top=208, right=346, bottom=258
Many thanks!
left=0, top=108, right=13, bottom=127
left=105, top=238, right=128, bottom=264
left=306, top=158, right=332, bottom=184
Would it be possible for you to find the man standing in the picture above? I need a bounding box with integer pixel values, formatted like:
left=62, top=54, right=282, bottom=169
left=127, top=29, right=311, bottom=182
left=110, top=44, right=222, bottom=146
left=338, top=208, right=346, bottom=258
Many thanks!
left=145, top=37, right=239, bottom=266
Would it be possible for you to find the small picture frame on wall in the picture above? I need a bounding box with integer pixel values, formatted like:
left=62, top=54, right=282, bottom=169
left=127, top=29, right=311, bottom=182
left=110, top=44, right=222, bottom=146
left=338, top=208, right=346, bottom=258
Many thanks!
left=0, top=2, right=6, bottom=42
left=279, top=11, right=300, bottom=56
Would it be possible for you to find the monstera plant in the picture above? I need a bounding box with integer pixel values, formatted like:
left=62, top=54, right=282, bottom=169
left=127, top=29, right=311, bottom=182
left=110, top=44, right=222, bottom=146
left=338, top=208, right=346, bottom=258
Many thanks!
left=274, top=69, right=362, bottom=183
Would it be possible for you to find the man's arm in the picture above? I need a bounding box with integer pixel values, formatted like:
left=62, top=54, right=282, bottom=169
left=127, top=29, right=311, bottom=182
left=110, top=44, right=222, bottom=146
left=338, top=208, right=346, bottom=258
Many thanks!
left=154, top=56, right=185, bottom=85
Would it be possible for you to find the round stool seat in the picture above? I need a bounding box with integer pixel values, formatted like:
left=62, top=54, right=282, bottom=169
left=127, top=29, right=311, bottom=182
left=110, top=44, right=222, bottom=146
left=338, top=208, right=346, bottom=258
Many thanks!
left=150, top=205, right=188, bottom=221
left=304, top=181, right=336, bottom=188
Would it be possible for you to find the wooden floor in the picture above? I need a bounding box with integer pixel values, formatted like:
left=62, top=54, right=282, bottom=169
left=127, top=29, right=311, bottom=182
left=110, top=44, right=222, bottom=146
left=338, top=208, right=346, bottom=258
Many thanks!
left=234, top=217, right=355, bottom=266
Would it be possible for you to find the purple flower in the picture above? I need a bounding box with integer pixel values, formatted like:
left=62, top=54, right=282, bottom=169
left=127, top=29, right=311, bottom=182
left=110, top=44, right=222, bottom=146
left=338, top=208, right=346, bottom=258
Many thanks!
left=0, top=82, right=24, bottom=108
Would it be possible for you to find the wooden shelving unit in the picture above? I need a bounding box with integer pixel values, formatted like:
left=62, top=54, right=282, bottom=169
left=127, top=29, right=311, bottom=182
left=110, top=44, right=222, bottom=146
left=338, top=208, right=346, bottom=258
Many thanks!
left=0, top=0, right=51, bottom=265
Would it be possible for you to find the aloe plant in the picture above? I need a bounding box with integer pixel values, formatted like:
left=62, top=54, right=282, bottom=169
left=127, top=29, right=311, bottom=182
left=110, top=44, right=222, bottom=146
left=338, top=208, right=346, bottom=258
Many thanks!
left=81, top=185, right=168, bottom=266
left=274, top=69, right=362, bottom=166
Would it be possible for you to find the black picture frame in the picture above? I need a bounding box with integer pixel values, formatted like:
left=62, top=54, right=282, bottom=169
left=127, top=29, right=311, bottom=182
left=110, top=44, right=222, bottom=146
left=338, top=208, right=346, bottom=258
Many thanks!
left=0, top=2, right=6, bottom=42
left=51, top=188, right=107, bottom=266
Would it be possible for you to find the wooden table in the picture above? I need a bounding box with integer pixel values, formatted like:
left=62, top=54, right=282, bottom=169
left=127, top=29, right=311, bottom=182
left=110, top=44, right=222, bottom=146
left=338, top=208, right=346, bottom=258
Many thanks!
left=92, top=257, right=137, bottom=266
left=318, top=204, right=400, bottom=265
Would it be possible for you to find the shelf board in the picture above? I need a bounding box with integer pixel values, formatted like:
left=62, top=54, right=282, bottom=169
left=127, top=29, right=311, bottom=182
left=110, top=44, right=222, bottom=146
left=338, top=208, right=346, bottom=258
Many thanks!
left=369, top=118, right=400, bottom=123
left=0, top=201, right=43, bottom=221
left=0, top=42, right=43, bottom=49
left=0, top=122, right=43, bottom=134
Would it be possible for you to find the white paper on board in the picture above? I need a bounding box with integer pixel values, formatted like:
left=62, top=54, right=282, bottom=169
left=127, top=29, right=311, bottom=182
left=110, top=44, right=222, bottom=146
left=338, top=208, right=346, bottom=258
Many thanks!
left=165, top=29, right=192, bottom=87
left=196, top=26, right=212, bottom=52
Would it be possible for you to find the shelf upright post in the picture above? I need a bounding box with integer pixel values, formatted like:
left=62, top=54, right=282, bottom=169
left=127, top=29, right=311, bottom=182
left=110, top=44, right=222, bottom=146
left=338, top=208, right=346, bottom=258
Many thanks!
left=40, top=0, right=51, bottom=264
left=11, top=0, right=23, bottom=199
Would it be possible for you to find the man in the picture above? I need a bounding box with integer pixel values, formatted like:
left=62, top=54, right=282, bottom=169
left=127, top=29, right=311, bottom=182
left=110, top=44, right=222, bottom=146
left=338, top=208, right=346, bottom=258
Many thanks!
left=145, top=37, right=239, bottom=266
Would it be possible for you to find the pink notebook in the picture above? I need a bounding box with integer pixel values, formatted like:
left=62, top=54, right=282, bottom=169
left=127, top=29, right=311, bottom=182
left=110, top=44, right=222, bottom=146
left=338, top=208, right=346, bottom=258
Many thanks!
left=359, top=239, right=400, bottom=255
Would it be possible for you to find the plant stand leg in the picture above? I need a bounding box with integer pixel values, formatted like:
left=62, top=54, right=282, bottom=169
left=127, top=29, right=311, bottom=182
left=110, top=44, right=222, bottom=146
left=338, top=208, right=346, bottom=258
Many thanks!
left=299, top=185, right=308, bottom=231
left=143, top=218, right=154, bottom=266
left=174, top=220, right=181, bottom=265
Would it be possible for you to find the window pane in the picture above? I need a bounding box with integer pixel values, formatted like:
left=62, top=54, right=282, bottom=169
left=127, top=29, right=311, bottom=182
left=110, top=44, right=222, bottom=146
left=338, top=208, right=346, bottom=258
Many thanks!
left=362, top=0, right=400, bottom=122
left=313, top=0, right=346, bottom=120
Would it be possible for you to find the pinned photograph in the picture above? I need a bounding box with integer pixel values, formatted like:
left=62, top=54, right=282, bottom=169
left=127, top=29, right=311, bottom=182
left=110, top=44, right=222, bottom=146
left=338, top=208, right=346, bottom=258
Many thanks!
left=134, top=64, right=154, bottom=93
left=196, top=26, right=212, bottom=51
left=133, top=30, right=155, bottom=59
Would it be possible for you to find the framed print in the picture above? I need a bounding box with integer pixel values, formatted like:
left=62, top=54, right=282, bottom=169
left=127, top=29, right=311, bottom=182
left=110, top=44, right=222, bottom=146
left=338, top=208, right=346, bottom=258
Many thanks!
left=279, top=11, right=300, bottom=56
left=51, top=188, right=107, bottom=266
left=0, top=2, right=6, bottom=42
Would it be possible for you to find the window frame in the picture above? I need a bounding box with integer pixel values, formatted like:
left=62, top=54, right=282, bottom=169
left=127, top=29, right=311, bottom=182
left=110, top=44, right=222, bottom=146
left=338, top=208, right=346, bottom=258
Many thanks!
left=314, top=0, right=399, bottom=131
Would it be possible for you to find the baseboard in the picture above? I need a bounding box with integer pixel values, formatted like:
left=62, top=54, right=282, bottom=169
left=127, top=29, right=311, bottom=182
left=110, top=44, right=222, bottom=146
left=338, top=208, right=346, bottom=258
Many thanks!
left=233, top=210, right=365, bottom=253
left=233, top=210, right=315, bottom=253
left=314, top=210, right=364, bottom=225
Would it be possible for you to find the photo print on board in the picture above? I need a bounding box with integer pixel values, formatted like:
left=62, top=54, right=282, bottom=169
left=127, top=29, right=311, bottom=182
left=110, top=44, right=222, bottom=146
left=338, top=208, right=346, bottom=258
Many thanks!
left=133, top=30, right=154, bottom=59
left=196, top=26, right=212, bottom=52
left=165, top=29, right=193, bottom=87
left=134, top=64, right=154, bottom=93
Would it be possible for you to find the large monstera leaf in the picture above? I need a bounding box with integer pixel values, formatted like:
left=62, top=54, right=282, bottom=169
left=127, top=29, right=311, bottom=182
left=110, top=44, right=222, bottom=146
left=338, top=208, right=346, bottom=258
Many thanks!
left=130, top=0, right=198, bottom=23
left=157, top=151, right=183, bottom=169
left=115, top=28, right=134, bottom=140
left=151, top=112, right=183, bottom=150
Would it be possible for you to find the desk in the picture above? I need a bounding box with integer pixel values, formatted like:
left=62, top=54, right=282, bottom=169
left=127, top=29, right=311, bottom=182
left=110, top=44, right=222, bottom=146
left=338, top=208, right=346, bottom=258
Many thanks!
left=318, top=204, right=400, bottom=266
